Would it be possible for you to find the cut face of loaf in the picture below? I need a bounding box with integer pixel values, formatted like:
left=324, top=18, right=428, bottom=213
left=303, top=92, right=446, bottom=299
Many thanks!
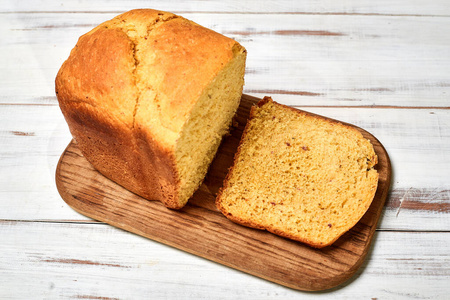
left=55, top=9, right=246, bottom=209
left=216, top=97, right=379, bottom=248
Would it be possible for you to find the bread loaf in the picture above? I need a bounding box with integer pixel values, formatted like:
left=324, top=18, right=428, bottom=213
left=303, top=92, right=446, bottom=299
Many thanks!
left=56, top=9, right=247, bottom=209
left=216, top=97, right=379, bottom=248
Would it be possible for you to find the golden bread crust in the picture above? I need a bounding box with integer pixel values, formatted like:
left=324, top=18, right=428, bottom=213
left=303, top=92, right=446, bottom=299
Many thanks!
left=136, top=17, right=237, bottom=133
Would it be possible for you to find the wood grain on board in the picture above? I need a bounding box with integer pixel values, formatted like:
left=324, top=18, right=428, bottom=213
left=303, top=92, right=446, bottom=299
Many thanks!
left=55, top=94, right=391, bottom=291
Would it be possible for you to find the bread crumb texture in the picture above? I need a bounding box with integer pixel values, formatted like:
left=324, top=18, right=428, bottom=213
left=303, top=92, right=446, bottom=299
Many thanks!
left=216, top=98, right=378, bottom=248
left=56, top=9, right=246, bottom=208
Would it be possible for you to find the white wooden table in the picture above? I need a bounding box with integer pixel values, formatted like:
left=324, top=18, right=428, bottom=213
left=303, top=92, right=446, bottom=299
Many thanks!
left=1, top=1, right=449, bottom=299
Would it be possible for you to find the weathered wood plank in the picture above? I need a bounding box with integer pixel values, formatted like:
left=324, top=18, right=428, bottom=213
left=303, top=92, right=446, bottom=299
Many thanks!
left=1, top=13, right=450, bottom=107
left=3, top=0, right=450, bottom=15
left=0, top=104, right=449, bottom=231
left=0, top=220, right=448, bottom=299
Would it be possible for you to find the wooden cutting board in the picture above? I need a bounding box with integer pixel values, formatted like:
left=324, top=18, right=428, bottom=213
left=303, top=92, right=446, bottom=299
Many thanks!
left=56, top=94, right=391, bottom=291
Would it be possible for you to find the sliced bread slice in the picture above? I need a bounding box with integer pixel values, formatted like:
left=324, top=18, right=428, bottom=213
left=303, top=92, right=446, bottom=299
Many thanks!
left=216, top=97, right=379, bottom=248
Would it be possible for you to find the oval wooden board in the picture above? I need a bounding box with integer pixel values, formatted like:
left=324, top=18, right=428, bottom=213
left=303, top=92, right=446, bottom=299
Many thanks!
left=55, top=94, right=391, bottom=292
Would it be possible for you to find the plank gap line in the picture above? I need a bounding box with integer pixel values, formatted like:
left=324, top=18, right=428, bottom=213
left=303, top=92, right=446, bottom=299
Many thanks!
left=2, top=11, right=450, bottom=18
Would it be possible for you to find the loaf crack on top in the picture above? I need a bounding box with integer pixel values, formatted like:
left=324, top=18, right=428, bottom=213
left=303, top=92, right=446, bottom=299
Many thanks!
left=104, top=12, right=181, bottom=131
